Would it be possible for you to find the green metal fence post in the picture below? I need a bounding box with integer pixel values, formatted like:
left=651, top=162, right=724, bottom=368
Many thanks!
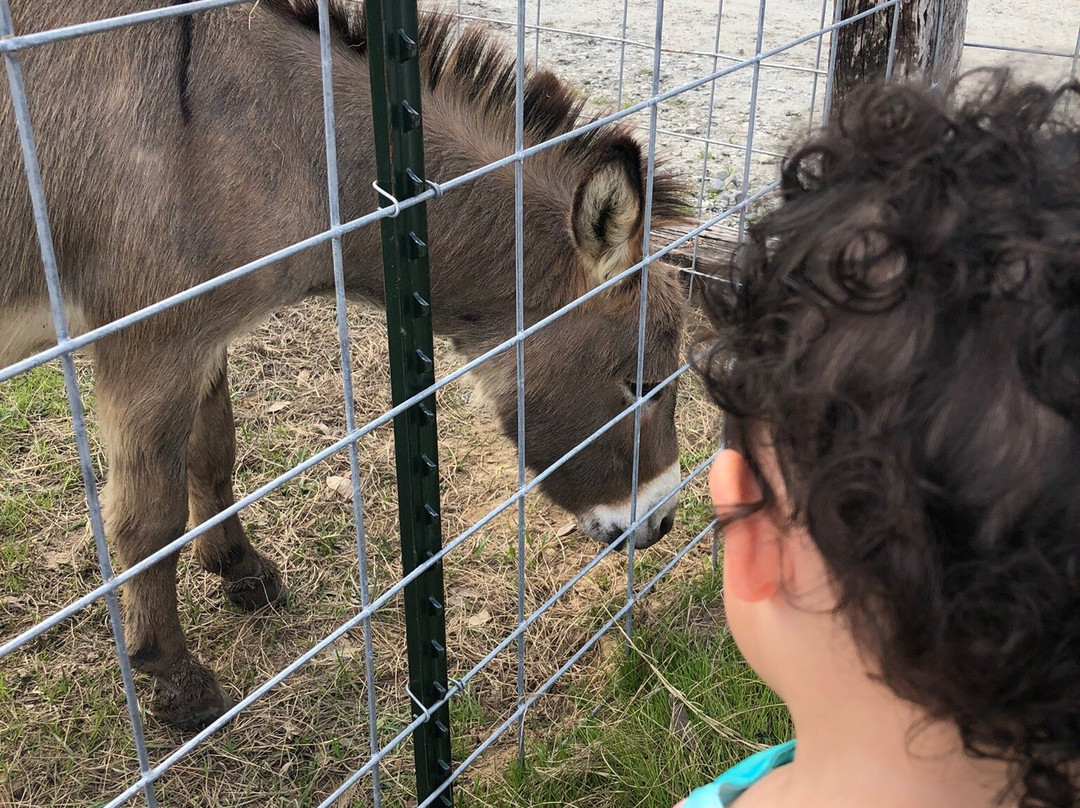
left=364, top=1, right=453, bottom=804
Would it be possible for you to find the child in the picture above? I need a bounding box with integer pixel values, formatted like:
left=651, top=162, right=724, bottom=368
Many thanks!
left=684, top=71, right=1080, bottom=808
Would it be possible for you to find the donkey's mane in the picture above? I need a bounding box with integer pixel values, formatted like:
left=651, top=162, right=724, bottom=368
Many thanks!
left=263, top=0, right=688, bottom=222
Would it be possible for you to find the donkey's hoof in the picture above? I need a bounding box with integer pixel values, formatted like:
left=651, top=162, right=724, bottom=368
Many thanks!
left=151, top=657, right=233, bottom=732
left=222, top=552, right=285, bottom=612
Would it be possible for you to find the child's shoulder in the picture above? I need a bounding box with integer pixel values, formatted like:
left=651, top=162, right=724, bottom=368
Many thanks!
left=679, top=741, right=796, bottom=808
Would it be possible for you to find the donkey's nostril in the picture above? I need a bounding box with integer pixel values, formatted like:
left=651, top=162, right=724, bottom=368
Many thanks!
left=604, top=527, right=628, bottom=546
left=658, top=514, right=675, bottom=538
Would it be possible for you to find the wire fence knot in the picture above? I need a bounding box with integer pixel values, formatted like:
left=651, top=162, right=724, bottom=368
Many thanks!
left=425, top=178, right=445, bottom=199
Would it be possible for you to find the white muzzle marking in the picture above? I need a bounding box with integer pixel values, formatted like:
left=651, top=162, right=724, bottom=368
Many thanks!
left=577, top=461, right=681, bottom=549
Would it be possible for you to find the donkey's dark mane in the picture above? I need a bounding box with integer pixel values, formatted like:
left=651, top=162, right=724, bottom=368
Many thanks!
left=263, top=0, right=687, bottom=222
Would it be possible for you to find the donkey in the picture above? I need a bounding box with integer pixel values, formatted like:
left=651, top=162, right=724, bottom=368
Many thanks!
left=0, top=0, right=689, bottom=729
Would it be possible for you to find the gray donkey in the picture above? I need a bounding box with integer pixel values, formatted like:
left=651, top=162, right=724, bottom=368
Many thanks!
left=0, top=0, right=689, bottom=729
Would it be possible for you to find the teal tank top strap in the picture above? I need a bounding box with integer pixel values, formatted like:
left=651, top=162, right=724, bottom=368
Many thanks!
left=682, top=740, right=796, bottom=808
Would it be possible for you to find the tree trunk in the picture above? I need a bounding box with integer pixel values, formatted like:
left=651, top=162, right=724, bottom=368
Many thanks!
left=831, top=0, right=968, bottom=110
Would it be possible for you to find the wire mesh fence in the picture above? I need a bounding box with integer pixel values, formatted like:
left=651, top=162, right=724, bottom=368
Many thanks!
left=2, top=1, right=1078, bottom=806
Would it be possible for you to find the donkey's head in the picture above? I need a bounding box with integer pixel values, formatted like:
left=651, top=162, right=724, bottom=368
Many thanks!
left=456, top=137, right=687, bottom=550
left=383, top=21, right=691, bottom=548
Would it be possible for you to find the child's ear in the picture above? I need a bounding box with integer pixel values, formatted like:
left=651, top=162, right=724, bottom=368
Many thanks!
left=710, top=449, right=783, bottom=602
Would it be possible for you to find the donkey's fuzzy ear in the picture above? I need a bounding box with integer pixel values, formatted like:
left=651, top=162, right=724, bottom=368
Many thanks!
left=571, top=140, right=644, bottom=284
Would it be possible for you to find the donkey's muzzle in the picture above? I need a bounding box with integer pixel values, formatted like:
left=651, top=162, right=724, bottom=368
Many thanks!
left=576, top=461, right=681, bottom=550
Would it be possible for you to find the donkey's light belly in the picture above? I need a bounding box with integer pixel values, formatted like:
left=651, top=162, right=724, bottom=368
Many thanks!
left=0, top=299, right=89, bottom=367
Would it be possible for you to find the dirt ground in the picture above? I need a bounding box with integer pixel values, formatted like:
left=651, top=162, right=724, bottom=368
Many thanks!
left=1, top=2, right=1077, bottom=806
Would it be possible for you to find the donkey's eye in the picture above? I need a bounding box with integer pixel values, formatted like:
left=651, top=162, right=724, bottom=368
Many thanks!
left=624, top=379, right=661, bottom=400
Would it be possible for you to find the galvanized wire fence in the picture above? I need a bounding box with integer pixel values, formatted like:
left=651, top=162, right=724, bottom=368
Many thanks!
left=2, top=1, right=1078, bottom=806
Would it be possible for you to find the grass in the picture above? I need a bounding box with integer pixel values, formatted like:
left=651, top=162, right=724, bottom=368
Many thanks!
left=462, top=568, right=791, bottom=808
left=1, top=364, right=96, bottom=598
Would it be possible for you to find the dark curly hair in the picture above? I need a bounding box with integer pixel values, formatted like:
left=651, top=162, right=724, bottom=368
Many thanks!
left=697, top=70, right=1080, bottom=808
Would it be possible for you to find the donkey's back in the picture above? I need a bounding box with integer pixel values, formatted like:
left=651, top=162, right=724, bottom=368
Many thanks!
left=1, top=0, right=356, bottom=363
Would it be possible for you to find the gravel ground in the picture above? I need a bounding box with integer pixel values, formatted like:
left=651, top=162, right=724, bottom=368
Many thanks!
left=446, top=0, right=1080, bottom=226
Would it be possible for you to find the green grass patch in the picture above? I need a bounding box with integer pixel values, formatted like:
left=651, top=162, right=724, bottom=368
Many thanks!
left=679, top=492, right=716, bottom=538
left=0, top=364, right=94, bottom=594
left=465, top=567, right=791, bottom=808
left=0, top=364, right=71, bottom=431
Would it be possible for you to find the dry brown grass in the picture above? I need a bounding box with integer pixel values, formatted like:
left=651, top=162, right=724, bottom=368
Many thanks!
left=0, top=295, right=721, bottom=808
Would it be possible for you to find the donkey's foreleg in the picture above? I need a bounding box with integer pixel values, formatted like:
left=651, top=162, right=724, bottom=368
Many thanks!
left=97, top=344, right=230, bottom=730
left=188, top=349, right=284, bottom=611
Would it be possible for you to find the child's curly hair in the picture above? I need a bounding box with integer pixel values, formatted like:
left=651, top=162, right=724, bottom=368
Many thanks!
left=698, top=70, right=1080, bottom=808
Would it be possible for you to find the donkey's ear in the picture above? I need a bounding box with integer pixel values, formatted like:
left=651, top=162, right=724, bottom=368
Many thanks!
left=571, top=140, right=644, bottom=284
